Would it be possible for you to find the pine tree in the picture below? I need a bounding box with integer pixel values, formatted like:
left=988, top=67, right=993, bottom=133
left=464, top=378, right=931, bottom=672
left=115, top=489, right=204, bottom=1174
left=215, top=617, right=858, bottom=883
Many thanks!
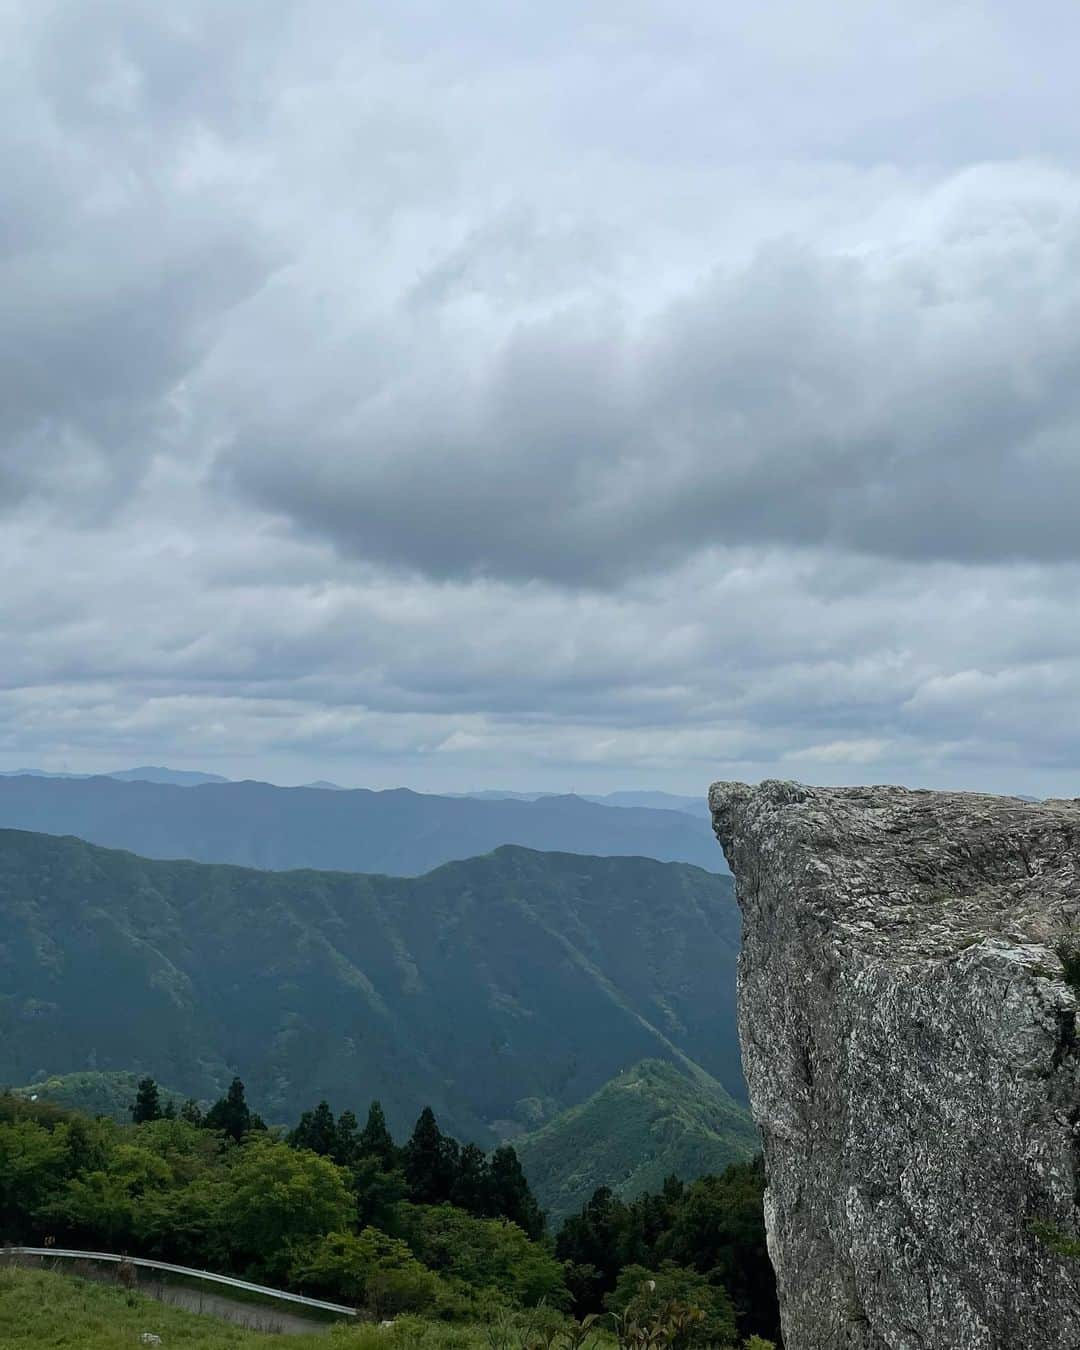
left=359, top=1100, right=397, bottom=1170
left=204, top=1077, right=264, bottom=1143
left=130, top=1077, right=162, bottom=1124
left=451, top=1141, right=490, bottom=1215
left=290, top=1101, right=338, bottom=1156
left=487, top=1144, right=544, bottom=1238
left=404, top=1106, right=457, bottom=1204
left=179, top=1098, right=204, bottom=1126
left=334, top=1109, right=361, bottom=1168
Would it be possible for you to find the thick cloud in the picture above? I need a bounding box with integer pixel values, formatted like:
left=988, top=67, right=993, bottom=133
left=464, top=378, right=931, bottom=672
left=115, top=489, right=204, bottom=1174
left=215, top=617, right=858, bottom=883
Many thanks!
left=2, top=1, right=1079, bottom=792
left=218, top=165, right=1080, bottom=583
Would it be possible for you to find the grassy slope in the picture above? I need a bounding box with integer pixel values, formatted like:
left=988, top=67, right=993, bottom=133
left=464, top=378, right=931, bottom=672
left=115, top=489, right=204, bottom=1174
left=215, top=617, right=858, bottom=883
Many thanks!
left=0, top=830, right=742, bottom=1143
left=515, top=1060, right=759, bottom=1222
left=0, top=1267, right=504, bottom=1350
left=0, top=1267, right=331, bottom=1349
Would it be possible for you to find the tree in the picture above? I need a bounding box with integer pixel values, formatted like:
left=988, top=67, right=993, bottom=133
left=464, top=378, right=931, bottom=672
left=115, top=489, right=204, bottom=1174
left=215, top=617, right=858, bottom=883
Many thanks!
left=289, top=1101, right=339, bottom=1157
left=659, top=1159, right=778, bottom=1342
left=359, top=1100, right=397, bottom=1170
left=292, top=1227, right=441, bottom=1314
left=400, top=1203, right=570, bottom=1308
left=130, top=1077, right=162, bottom=1125
left=605, top=1261, right=738, bottom=1348
left=203, top=1078, right=265, bottom=1144
left=215, top=1136, right=354, bottom=1277
left=451, top=1141, right=489, bottom=1215
left=179, top=1099, right=204, bottom=1126
left=0, top=1120, right=71, bottom=1236
left=486, top=1145, right=544, bottom=1239
left=556, top=1185, right=625, bottom=1309
left=334, top=1110, right=361, bottom=1168
left=352, top=1154, right=407, bottom=1232
left=404, top=1107, right=457, bottom=1205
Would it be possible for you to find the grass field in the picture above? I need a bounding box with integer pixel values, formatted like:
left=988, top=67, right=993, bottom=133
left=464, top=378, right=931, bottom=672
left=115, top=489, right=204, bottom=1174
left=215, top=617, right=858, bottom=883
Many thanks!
left=0, top=1266, right=518, bottom=1350
left=0, top=1266, right=340, bottom=1348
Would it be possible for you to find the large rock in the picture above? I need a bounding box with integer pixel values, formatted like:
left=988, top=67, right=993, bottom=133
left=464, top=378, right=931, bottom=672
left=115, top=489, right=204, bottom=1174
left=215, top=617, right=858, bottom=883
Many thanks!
left=710, top=780, right=1080, bottom=1350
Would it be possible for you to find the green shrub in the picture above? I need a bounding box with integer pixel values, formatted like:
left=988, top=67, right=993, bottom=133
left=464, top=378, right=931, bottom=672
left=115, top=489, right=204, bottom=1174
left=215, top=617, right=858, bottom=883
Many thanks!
left=605, top=1262, right=738, bottom=1348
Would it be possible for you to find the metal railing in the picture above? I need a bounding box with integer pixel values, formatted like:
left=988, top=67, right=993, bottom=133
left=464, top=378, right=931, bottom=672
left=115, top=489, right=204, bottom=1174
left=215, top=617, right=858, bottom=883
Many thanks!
left=3, top=1246, right=358, bottom=1318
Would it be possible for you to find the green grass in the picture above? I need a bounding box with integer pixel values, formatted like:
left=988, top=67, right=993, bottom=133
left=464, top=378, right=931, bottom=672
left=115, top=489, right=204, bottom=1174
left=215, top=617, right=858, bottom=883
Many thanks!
left=0, top=1266, right=332, bottom=1348
left=0, top=1266, right=498, bottom=1350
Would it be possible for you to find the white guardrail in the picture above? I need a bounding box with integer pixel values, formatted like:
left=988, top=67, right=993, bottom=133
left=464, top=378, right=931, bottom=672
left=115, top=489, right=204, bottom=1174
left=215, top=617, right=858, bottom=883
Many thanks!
left=4, top=1246, right=359, bottom=1318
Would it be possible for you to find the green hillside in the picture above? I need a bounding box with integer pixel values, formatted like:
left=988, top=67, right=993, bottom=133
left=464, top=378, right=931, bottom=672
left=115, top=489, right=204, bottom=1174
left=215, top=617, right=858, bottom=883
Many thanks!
left=515, top=1060, right=759, bottom=1221
left=10, top=1070, right=192, bottom=1121
left=0, top=829, right=742, bottom=1142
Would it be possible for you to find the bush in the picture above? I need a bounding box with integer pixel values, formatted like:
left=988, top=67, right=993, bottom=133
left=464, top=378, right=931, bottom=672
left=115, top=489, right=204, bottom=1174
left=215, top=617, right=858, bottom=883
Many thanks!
left=605, top=1262, right=738, bottom=1348
left=401, top=1204, right=570, bottom=1309
left=293, top=1226, right=443, bottom=1314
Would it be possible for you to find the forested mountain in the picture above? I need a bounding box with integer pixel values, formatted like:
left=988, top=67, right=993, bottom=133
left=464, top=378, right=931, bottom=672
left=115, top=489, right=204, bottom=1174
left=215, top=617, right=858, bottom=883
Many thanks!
left=0, top=775, right=721, bottom=874
left=0, top=830, right=742, bottom=1142
left=10, top=1070, right=192, bottom=1120
left=514, top=1060, right=758, bottom=1221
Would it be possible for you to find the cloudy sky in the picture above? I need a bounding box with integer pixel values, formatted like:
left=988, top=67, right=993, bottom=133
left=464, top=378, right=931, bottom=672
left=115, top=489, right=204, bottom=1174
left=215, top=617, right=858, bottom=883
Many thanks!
left=3, top=1, right=1079, bottom=796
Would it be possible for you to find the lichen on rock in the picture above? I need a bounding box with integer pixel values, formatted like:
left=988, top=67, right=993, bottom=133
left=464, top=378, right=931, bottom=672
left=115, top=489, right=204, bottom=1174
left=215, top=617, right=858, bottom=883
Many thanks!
left=710, top=780, right=1080, bottom=1349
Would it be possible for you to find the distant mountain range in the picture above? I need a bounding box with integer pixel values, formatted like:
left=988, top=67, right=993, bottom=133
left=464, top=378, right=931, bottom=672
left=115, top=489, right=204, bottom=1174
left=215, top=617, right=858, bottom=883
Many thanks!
left=0, top=775, right=723, bottom=874
left=456, top=790, right=710, bottom=819
left=0, top=765, right=230, bottom=786
left=514, top=1058, right=758, bottom=1221
left=0, top=828, right=743, bottom=1142
left=0, top=767, right=711, bottom=818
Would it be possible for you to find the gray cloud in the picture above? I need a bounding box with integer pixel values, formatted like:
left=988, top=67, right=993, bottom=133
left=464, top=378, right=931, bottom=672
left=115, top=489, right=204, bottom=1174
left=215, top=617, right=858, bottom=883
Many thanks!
left=3, top=1, right=1080, bottom=794
left=216, top=166, right=1080, bottom=585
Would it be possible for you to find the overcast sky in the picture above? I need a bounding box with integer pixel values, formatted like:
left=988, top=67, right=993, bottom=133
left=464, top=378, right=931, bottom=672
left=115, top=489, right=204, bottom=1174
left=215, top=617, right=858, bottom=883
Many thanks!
left=3, top=1, right=1079, bottom=796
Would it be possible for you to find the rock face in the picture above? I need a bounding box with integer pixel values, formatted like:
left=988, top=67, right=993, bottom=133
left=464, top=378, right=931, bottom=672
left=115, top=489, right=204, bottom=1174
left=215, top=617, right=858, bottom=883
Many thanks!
left=710, top=780, right=1080, bottom=1350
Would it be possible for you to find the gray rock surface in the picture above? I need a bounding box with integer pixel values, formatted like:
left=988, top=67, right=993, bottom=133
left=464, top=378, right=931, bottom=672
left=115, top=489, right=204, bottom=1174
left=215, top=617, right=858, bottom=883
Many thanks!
left=710, top=780, right=1080, bottom=1349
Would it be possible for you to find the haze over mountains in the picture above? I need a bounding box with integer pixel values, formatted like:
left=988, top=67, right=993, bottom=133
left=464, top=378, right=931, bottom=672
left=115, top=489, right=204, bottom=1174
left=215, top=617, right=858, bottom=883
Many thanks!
left=0, top=765, right=230, bottom=786
left=0, top=773, right=722, bottom=875
left=0, top=827, right=743, bottom=1144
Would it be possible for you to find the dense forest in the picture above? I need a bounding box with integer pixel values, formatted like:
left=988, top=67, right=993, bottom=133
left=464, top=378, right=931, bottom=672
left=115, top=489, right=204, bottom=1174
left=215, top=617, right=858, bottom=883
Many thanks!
left=514, top=1060, right=757, bottom=1221
left=0, top=828, right=745, bottom=1137
left=0, top=1082, right=779, bottom=1347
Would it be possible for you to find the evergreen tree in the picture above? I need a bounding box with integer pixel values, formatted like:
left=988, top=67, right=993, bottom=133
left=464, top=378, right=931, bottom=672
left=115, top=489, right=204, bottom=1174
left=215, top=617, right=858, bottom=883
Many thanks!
left=359, top=1100, right=397, bottom=1170
left=130, top=1077, right=162, bottom=1124
left=289, top=1101, right=338, bottom=1157
left=204, top=1078, right=265, bottom=1143
left=162, top=1099, right=177, bottom=1120
left=179, top=1099, right=204, bottom=1126
left=334, top=1109, right=361, bottom=1169
left=556, top=1185, right=624, bottom=1309
left=486, top=1144, right=544, bottom=1239
left=451, top=1141, right=489, bottom=1215
left=404, top=1106, right=457, bottom=1205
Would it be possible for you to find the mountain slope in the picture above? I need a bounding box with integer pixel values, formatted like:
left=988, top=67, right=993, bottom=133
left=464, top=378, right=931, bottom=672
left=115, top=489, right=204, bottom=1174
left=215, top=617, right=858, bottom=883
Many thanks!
left=515, top=1060, right=758, bottom=1221
left=0, top=830, right=742, bottom=1142
left=11, top=1070, right=192, bottom=1120
left=0, top=776, right=721, bottom=874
